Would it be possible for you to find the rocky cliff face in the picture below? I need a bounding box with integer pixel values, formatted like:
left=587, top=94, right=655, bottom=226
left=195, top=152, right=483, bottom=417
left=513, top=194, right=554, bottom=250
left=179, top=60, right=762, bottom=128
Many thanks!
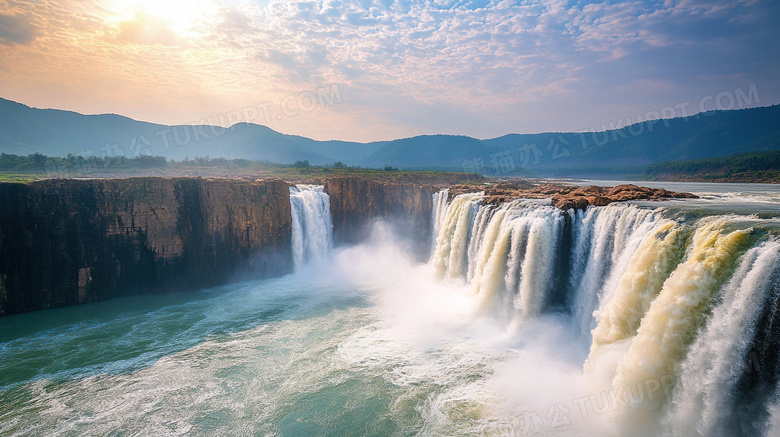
left=0, top=177, right=292, bottom=315
left=323, top=176, right=436, bottom=258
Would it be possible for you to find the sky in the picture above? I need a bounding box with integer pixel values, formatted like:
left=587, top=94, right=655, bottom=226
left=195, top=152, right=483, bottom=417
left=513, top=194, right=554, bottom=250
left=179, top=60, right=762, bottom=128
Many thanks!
left=0, top=0, right=778, bottom=142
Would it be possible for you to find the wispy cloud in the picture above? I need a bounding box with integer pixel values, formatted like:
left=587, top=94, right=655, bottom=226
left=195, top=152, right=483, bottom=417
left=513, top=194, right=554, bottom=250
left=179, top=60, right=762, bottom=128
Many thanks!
left=0, top=12, right=38, bottom=45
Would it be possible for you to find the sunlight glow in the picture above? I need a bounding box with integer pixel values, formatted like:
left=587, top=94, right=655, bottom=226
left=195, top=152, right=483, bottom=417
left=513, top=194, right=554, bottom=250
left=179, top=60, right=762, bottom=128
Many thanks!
left=106, top=0, right=221, bottom=38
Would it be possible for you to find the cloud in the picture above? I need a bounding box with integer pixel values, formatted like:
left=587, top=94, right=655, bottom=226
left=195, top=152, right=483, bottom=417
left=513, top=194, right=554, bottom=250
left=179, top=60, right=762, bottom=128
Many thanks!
left=0, top=0, right=777, bottom=141
left=0, top=13, right=38, bottom=45
left=114, top=12, right=186, bottom=46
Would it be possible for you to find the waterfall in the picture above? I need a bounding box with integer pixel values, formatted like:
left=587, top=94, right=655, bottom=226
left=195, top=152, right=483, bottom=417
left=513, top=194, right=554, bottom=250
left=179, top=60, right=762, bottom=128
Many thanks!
left=569, top=204, right=662, bottom=339
left=664, top=241, right=780, bottom=436
left=429, top=189, right=780, bottom=434
left=472, top=201, right=564, bottom=323
left=430, top=192, right=565, bottom=324
left=735, top=258, right=780, bottom=436
left=585, top=220, right=689, bottom=369
left=431, top=192, right=482, bottom=279
left=430, top=192, right=667, bottom=328
left=432, top=188, right=450, bottom=242
left=290, top=185, right=333, bottom=269
left=610, top=219, right=753, bottom=411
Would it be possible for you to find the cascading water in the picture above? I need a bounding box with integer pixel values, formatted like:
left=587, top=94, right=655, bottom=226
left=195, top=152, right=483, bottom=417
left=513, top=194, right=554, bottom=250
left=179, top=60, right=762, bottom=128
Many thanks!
left=610, top=219, right=753, bottom=416
left=430, top=193, right=671, bottom=329
left=289, top=185, right=333, bottom=269
left=431, top=188, right=450, bottom=244
left=430, top=189, right=780, bottom=435
left=431, top=192, right=482, bottom=279
left=570, top=205, right=662, bottom=340
left=432, top=194, right=565, bottom=325
left=664, top=241, right=780, bottom=436
left=585, top=220, right=689, bottom=370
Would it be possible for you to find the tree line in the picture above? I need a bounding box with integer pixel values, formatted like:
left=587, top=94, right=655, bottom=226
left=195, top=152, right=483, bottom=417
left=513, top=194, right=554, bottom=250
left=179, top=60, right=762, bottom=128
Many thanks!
left=0, top=153, right=397, bottom=172
left=644, top=150, right=780, bottom=177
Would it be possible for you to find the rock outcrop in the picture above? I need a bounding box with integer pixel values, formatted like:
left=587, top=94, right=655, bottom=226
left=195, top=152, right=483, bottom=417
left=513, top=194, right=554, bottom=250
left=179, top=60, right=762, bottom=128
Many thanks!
left=449, top=180, right=697, bottom=210
left=323, top=176, right=436, bottom=258
left=0, top=177, right=292, bottom=315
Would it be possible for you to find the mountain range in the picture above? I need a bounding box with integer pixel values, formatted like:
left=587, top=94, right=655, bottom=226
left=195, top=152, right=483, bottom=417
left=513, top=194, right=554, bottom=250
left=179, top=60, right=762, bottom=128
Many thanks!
left=1, top=97, right=779, bottom=175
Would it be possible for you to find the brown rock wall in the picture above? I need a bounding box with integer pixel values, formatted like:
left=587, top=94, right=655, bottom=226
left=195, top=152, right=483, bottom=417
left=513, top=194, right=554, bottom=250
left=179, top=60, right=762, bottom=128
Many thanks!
left=0, top=177, right=292, bottom=315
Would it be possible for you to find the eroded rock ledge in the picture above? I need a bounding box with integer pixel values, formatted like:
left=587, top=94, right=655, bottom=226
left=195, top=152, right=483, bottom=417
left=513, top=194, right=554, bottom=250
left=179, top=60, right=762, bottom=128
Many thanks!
left=323, top=176, right=435, bottom=258
left=0, top=177, right=292, bottom=315
left=448, top=180, right=698, bottom=210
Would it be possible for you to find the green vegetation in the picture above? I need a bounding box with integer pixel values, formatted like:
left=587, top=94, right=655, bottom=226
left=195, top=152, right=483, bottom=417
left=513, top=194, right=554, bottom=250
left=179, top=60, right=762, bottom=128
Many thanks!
left=292, top=160, right=310, bottom=168
left=0, top=173, right=44, bottom=183
left=0, top=152, right=482, bottom=185
left=0, top=152, right=167, bottom=170
left=644, top=150, right=780, bottom=182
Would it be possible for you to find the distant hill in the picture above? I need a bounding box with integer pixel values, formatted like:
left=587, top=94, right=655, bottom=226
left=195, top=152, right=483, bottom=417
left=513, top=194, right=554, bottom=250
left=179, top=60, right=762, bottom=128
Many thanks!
left=362, top=135, right=493, bottom=169
left=1, top=97, right=779, bottom=175
left=0, top=98, right=375, bottom=165
left=644, top=150, right=780, bottom=183
left=481, top=105, right=780, bottom=174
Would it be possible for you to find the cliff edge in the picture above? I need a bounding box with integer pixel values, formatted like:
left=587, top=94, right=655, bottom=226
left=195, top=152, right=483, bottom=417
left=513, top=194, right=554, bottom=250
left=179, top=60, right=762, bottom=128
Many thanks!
left=323, top=176, right=436, bottom=258
left=0, top=177, right=292, bottom=315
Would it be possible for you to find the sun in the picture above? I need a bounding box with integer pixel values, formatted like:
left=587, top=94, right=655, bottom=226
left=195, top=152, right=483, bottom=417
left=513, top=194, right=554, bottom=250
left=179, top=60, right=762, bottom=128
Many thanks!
left=106, top=0, right=220, bottom=38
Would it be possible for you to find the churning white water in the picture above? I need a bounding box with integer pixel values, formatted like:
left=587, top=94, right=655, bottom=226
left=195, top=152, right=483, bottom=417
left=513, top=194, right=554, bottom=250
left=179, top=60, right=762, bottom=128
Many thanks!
left=290, top=185, right=333, bottom=269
